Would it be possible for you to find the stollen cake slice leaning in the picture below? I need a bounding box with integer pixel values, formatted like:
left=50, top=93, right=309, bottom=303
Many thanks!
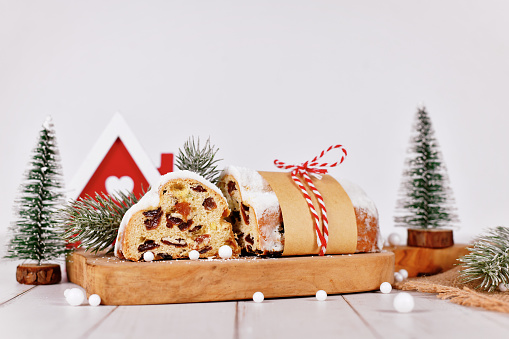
left=114, top=170, right=240, bottom=261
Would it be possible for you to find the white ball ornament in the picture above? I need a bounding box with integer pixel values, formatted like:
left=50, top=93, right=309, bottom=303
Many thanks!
left=380, top=282, right=392, bottom=294
left=64, top=288, right=71, bottom=298
left=253, top=291, right=264, bottom=303
left=143, top=251, right=154, bottom=262
left=394, top=272, right=404, bottom=282
left=88, top=294, right=101, bottom=307
left=499, top=283, right=508, bottom=292
left=315, top=290, right=327, bottom=301
left=66, top=288, right=85, bottom=306
left=189, top=250, right=200, bottom=260
left=399, top=269, right=409, bottom=279
left=393, top=292, right=415, bottom=313
left=219, top=245, right=233, bottom=259
left=388, top=233, right=401, bottom=246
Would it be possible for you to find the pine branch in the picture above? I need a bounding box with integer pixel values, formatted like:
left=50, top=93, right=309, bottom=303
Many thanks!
left=458, top=226, right=509, bottom=292
left=175, top=136, right=222, bottom=184
left=58, top=191, right=141, bottom=254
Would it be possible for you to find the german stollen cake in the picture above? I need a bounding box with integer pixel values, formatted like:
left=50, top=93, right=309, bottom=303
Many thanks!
left=114, top=170, right=240, bottom=261
left=218, top=165, right=382, bottom=255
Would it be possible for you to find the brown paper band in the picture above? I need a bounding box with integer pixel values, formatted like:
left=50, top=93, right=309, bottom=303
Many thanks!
left=259, top=171, right=357, bottom=256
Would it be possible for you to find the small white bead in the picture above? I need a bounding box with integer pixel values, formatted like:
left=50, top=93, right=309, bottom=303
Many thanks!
left=399, top=269, right=409, bottom=279
left=219, top=245, right=233, bottom=259
left=88, top=294, right=101, bottom=307
left=253, top=291, right=264, bottom=303
left=388, top=233, right=401, bottom=246
left=64, top=288, right=71, bottom=298
left=189, top=250, right=200, bottom=260
left=499, top=283, right=508, bottom=292
left=143, top=251, right=154, bottom=262
left=393, top=292, right=415, bottom=313
left=315, top=290, right=327, bottom=301
left=394, top=272, right=404, bottom=282
left=66, top=288, right=85, bottom=306
left=380, top=282, right=392, bottom=294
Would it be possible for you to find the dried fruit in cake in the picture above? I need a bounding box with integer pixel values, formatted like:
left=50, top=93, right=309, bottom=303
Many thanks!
left=218, top=166, right=284, bottom=256
left=218, top=166, right=382, bottom=256
left=114, top=170, right=240, bottom=261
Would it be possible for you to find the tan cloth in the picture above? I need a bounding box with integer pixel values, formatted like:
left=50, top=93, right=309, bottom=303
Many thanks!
left=395, top=267, right=509, bottom=313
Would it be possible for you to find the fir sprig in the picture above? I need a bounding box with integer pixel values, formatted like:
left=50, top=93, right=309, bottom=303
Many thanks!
left=458, top=226, right=509, bottom=292
left=58, top=191, right=141, bottom=254
left=175, top=136, right=222, bottom=184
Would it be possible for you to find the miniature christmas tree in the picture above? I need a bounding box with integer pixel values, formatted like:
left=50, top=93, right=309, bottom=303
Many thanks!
left=5, top=117, right=68, bottom=284
left=175, top=136, right=222, bottom=184
left=394, top=106, right=459, bottom=247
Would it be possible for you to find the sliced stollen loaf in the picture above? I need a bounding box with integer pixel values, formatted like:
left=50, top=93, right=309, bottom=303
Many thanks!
left=218, top=165, right=382, bottom=256
left=115, top=170, right=240, bottom=261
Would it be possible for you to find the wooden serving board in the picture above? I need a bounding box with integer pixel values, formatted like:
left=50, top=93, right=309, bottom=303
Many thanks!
left=66, top=250, right=395, bottom=305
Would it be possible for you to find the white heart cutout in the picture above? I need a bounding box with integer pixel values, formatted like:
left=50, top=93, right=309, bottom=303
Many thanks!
left=105, top=176, right=135, bottom=197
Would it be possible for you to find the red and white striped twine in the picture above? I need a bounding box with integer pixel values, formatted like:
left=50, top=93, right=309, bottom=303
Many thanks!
left=274, top=145, right=347, bottom=256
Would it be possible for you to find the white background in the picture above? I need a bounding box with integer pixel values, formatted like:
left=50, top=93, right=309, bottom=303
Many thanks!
left=1, top=0, right=508, bottom=247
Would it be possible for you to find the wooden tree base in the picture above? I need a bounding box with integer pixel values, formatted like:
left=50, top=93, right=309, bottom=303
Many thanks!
left=407, top=228, right=454, bottom=248
left=16, top=264, right=61, bottom=285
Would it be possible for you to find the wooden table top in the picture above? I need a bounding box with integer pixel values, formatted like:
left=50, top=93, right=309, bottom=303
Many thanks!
left=1, top=259, right=508, bottom=339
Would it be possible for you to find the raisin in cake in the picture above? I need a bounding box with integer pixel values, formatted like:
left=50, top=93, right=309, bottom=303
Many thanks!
left=114, top=170, right=240, bottom=261
left=218, top=166, right=382, bottom=255
left=217, top=166, right=283, bottom=256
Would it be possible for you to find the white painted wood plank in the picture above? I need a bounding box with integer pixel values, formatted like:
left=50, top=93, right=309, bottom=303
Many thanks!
left=237, top=295, right=377, bottom=339
left=89, top=301, right=237, bottom=338
left=0, top=280, right=116, bottom=339
left=343, top=291, right=509, bottom=339
left=0, top=260, right=36, bottom=304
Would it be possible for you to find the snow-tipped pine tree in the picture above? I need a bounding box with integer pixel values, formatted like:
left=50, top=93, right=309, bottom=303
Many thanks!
left=394, top=105, right=459, bottom=229
left=5, top=117, right=69, bottom=264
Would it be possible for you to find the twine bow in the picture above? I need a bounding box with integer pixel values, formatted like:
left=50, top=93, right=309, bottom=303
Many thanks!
left=274, top=145, right=347, bottom=256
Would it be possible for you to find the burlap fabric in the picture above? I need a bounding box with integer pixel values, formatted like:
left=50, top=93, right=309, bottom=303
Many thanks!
left=395, top=266, right=509, bottom=313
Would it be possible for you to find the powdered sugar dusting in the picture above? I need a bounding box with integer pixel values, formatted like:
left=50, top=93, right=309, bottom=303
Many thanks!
left=114, top=170, right=225, bottom=257
left=223, top=166, right=272, bottom=194
left=222, top=166, right=283, bottom=252
left=337, top=178, right=378, bottom=218
left=223, top=166, right=280, bottom=216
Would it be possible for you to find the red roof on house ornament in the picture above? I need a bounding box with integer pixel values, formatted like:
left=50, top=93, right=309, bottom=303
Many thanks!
left=69, top=113, right=173, bottom=200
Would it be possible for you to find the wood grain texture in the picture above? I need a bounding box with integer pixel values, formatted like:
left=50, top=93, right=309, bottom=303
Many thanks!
left=343, top=291, right=509, bottom=339
left=2, top=258, right=509, bottom=339
left=0, top=261, right=35, bottom=304
left=66, top=250, right=395, bottom=305
left=389, top=244, right=470, bottom=277
left=237, top=295, right=377, bottom=339
left=407, top=228, right=454, bottom=248
left=16, top=263, right=61, bottom=285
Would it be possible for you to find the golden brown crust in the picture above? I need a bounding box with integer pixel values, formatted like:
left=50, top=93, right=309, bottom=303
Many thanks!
left=354, top=207, right=381, bottom=253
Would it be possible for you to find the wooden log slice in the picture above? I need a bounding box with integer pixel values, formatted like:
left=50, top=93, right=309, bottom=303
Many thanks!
left=389, top=244, right=470, bottom=277
left=407, top=228, right=454, bottom=248
left=16, top=264, right=61, bottom=285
